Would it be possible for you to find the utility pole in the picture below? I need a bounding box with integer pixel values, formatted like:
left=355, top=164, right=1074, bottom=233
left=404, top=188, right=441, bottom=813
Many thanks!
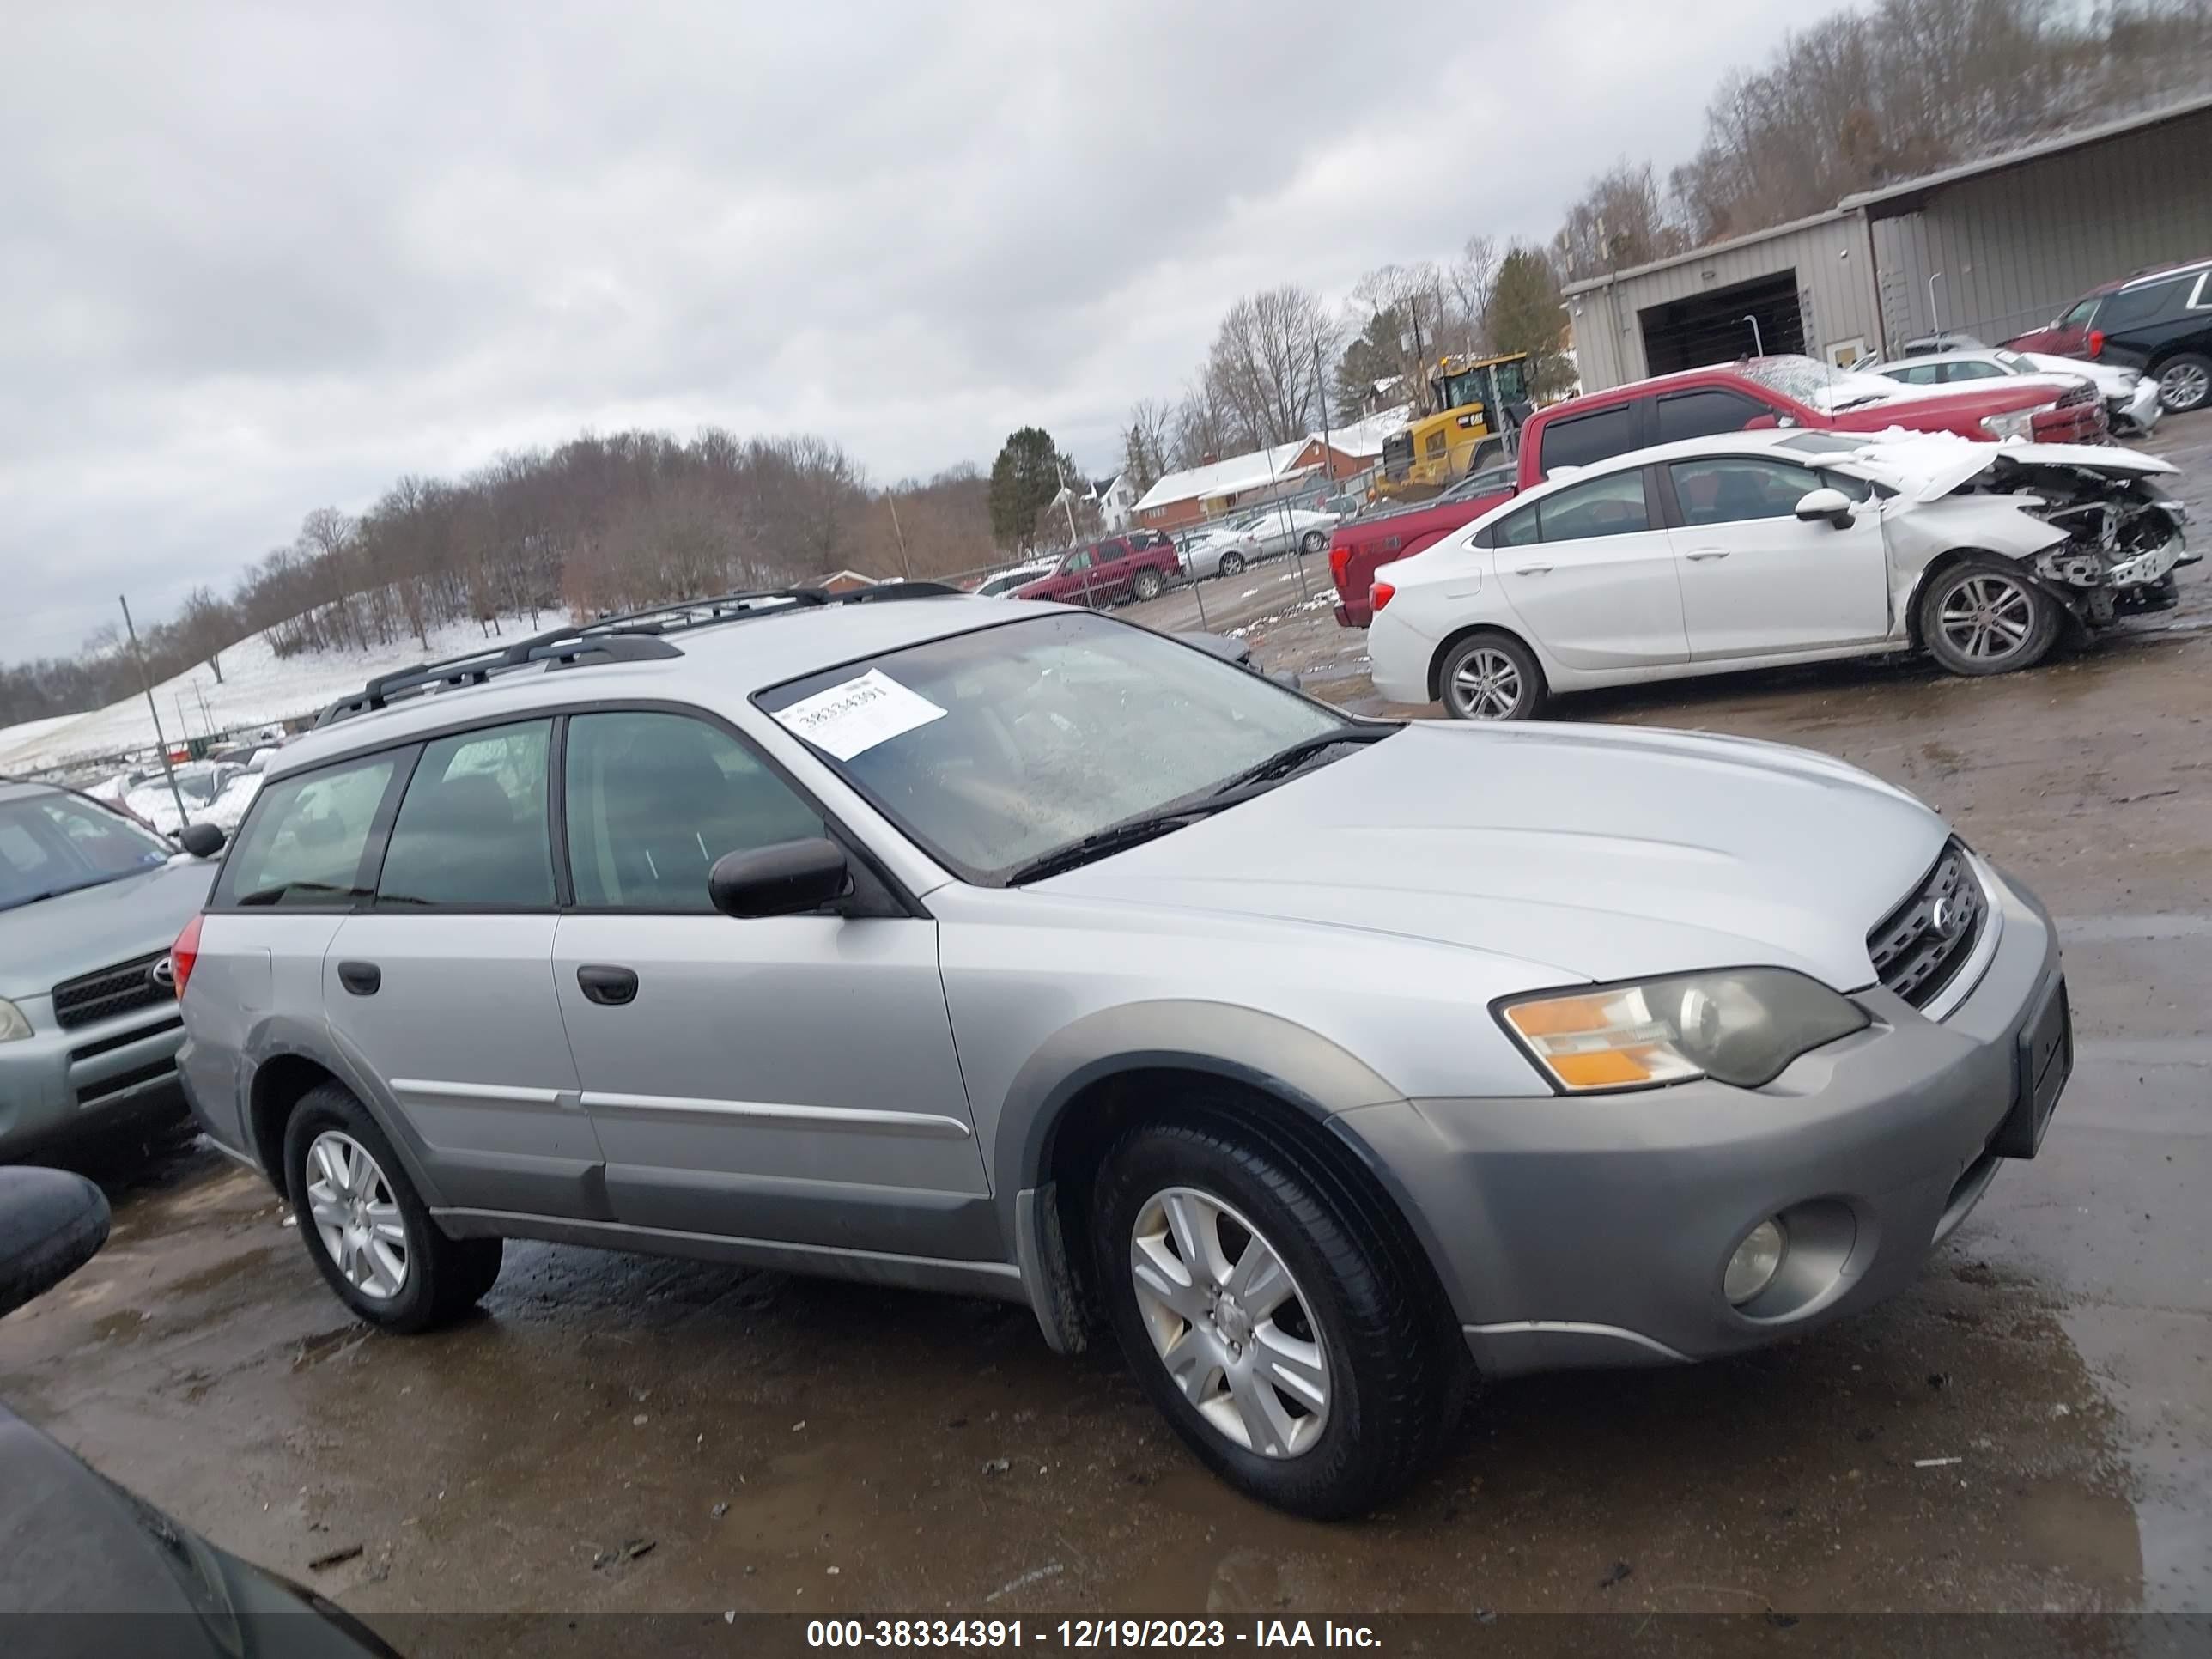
left=119, top=593, right=188, bottom=830
left=885, top=491, right=913, bottom=580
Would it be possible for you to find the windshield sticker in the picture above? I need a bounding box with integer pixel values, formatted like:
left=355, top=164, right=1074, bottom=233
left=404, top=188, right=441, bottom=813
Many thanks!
left=771, top=670, right=949, bottom=760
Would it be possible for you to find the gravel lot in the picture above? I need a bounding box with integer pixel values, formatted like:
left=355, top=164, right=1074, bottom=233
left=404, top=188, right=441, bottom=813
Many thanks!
left=3, top=417, right=2206, bottom=1633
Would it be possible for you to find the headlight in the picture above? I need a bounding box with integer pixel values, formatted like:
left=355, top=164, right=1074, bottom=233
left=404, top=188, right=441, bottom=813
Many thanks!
left=0, top=999, right=33, bottom=1042
left=1498, top=969, right=1869, bottom=1093
left=1978, top=407, right=2047, bottom=441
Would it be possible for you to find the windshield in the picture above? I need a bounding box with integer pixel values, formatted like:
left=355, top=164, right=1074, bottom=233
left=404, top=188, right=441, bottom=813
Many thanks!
left=757, top=611, right=1347, bottom=884
left=1736, top=355, right=1904, bottom=411
left=1992, top=349, right=2036, bottom=374
left=0, top=790, right=173, bottom=911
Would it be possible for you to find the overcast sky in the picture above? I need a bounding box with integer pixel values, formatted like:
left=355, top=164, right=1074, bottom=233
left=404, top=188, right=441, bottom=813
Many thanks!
left=2, top=1, right=1828, bottom=659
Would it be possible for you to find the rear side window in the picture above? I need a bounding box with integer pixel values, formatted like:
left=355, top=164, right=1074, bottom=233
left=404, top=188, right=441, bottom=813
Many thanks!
left=2099, top=279, right=2186, bottom=331
left=1888, top=363, right=1943, bottom=385
left=1537, top=471, right=1651, bottom=541
left=1536, top=403, right=1639, bottom=473
left=216, top=755, right=398, bottom=908
left=565, top=711, right=823, bottom=910
left=1095, top=539, right=1129, bottom=562
left=376, top=721, right=554, bottom=908
left=1654, top=388, right=1768, bottom=442
left=1941, top=361, right=2004, bottom=382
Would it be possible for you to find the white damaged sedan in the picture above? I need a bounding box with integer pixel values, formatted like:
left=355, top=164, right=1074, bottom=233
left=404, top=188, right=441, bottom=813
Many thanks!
left=1368, top=428, right=2191, bottom=720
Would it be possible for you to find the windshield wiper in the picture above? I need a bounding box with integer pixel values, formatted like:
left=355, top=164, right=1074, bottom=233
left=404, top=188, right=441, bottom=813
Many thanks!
left=1002, top=807, right=1227, bottom=885
left=1208, top=724, right=1399, bottom=798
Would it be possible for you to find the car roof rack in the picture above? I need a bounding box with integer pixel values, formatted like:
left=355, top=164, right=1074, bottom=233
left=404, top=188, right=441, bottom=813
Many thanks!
left=313, top=580, right=965, bottom=729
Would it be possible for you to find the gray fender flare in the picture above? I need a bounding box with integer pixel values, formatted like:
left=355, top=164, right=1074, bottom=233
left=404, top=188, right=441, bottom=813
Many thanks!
left=994, top=1001, right=1416, bottom=1350
left=241, top=1015, right=449, bottom=1209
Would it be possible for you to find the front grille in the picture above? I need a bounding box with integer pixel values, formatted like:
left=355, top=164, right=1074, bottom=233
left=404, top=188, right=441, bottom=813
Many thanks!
left=1867, top=841, right=1985, bottom=1009
left=52, top=952, right=173, bottom=1031
left=2058, top=381, right=2097, bottom=410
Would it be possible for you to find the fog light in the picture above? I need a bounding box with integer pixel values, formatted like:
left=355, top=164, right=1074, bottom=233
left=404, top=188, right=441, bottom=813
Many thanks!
left=1724, top=1218, right=1786, bottom=1306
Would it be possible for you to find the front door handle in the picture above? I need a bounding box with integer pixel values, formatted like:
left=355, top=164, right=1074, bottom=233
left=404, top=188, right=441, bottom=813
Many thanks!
left=1510, top=562, right=1553, bottom=576
left=576, top=964, right=640, bottom=1006
left=1683, top=548, right=1731, bottom=562
left=337, top=961, right=381, bottom=997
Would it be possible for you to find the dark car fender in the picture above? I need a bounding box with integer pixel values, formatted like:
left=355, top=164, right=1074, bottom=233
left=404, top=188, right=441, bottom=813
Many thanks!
left=993, top=1001, right=1451, bottom=1352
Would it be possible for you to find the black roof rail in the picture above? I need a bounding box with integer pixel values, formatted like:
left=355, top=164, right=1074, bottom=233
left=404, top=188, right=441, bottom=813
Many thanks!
left=312, top=580, right=967, bottom=729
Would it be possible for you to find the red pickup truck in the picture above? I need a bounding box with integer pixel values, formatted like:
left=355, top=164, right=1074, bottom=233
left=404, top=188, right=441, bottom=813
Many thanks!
left=1013, top=531, right=1182, bottom=607
left=1328, top=354, right=2106, bottom=626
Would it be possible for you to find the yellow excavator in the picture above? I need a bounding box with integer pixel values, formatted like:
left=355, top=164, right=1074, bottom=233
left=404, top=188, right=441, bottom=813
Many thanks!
left=1375, top=351, right=1533, bottom=500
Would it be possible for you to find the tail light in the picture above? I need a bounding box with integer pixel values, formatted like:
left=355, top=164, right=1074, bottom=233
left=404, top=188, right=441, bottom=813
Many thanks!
left=169, top=914, right=204, bottom=999
left=1328, top=543, right=1351, bottom=588
left=2087, top=329, right=2105, bottom=358
left=1370, top=581, right=1396, bottom=613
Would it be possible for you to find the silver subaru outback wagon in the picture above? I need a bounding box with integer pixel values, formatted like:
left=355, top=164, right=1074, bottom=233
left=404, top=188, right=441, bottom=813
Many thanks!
left=174, top=584, right=2071, bottom=1516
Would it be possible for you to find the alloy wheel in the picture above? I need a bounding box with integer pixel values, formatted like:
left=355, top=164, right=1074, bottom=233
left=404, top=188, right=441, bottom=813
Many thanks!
left=1127, top=1187, right=1329, bottom=1460
left=2160, top=360, right=2209, bottom=412
left=1219, top=551, right=1245, bottom=577
left=1937, top=573, right=2036, bottom=664
left=1449, top=647, right=1523, bottom=719
left=304, top=1131, right=409, bottom=1300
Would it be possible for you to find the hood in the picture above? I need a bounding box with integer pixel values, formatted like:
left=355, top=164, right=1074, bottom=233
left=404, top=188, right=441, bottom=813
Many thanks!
left=1820, top=430, right=2176, bottom=502
left=2022, top=352, right=2134, bottom=393
left=1043, top=723, right=1948, bottom=992
left=0, top=857, right=214, bottom=1000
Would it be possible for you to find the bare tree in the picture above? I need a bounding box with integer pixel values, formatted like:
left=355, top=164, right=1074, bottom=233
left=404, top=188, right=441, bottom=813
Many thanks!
left=1205, top=285, right=1338, bottom=449
left=1552, top=160, right=1688, bottom=283
left=1121, top=398, right=1174, bottom=494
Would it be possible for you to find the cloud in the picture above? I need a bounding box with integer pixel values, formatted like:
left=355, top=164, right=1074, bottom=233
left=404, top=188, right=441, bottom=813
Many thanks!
left=1, top=0, right=1820, bottom=657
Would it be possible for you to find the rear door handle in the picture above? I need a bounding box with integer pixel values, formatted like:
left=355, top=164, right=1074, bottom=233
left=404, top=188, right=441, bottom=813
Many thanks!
left=1684, top=548, right=1731, bottom=562
left=576, top=964, right=640, bottom=1006
left=1510, top=563, right=1553, bottom=576
left=337, top=961, right=381, bottom=997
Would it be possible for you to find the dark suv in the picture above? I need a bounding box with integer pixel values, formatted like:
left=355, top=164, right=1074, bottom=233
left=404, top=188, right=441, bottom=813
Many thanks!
left=1012, top=531, right=1181, bottom=607
left=2004, top=256, right=2212, bottom=414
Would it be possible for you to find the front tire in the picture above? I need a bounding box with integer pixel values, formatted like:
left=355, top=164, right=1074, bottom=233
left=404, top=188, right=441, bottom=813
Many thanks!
left=283, top=1083, right=502, bottom=1334
left=1437, top=631, right=1546, bottom=720
left=2155, top=351, right=2210, bottom=414
left=1092, top=1115, right=1455, bottom=1518
left=1217, top=550, right=1246, bottom=578
left=1917, top=558, right=2060, bottom=677
left=1130, top=569, right=1164, bottom=602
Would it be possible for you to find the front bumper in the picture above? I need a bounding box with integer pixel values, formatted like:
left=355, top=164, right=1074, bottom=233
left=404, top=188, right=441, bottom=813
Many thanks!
left=0, top=999, right=191, bottom=1158
left=1341, top=862, right=2065, bottom=1376
left=2117, top=380, right=2163, bottom=432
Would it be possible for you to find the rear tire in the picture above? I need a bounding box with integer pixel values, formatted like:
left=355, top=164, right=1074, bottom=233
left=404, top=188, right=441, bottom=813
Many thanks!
left=1917, top=558, right=2060, bottom=677
left=1131, top=569, right=1164, bottom=602
left=283, top=1082, right=502, bottom=1334
left=1437, top=631, right=1546, bottom=720
left=2154, top=352, right=2210, bottom=414
left=1300, top=530, right=1327, bottom=555
left=1091, top=1114, right=1456, bottom=1519
left=1217, top=550, right=1246, bottom=578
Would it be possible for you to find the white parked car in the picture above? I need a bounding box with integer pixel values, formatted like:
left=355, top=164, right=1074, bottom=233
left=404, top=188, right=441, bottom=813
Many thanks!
left=1368, top=429, right=2189, bottom=720
left=972, top=558, right=1060, bottom=599
left=1231, top=506, right=1338, bottom=559
left=1869, top=346, right=2162, bottom=434
left=1176, top=526, right=1264, bottom=580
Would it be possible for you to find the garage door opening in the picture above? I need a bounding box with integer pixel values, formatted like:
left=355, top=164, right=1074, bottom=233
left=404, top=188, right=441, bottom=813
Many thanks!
left=1639, top=271, right=1805, bottom=375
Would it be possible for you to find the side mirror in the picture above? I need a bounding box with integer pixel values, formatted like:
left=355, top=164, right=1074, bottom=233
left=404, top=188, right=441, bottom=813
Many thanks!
left=708, top=838, right=851, bottom=919
left=1795, top=488, right=1855, bottom=528
left=177, top=822, right=226, bottom=859
left=0, top=1168, right=110, bottom=1319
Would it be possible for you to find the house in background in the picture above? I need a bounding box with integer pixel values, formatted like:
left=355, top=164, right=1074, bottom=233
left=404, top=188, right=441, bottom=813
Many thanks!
left=1095, top=474, right=1138, bottom=532
left=812, top=568, right=878, bottom=594
left=1133, top=435, right=1369, bottom=532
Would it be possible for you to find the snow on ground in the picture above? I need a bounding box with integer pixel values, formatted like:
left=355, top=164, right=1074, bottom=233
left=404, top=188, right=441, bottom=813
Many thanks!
left=0, top=610, right=541, bottom=772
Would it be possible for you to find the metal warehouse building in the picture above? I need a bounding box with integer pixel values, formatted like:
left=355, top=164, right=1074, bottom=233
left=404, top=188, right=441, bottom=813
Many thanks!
left=1564, top=93, right=2212, bottom=392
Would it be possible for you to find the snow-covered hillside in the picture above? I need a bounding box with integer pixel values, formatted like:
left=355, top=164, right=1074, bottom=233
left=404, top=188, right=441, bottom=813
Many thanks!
left=0, top=611, right=541, bottom=772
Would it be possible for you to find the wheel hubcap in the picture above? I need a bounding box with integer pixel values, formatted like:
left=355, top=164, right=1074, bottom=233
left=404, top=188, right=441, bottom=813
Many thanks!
left=2161, top=362, right=2209, bottom=411
left=1128, top=1188, right=1329, bottom=1460
left=305, top=1131, right=408, bottom=1300
left=1938, top=574, right=2034, bottom=662
left=1450, top=647, right=1522, bottom=718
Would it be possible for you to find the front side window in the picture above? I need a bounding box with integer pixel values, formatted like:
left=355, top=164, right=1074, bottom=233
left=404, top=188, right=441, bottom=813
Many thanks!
left=1060, top=550, right=1092, bottom=574
left=376, top=721, right=553, bottom=908
left=216, top=755, right=398, bottom=908
left=1655, top=388, right=1767, bottom=442
left=758, top=612, right=1346, bottom=884
left=566, top=712, right=823, bottom=910
left=0, top=792, right=173, bottom=911
left=1536, top=471, right=1651, bottom=542
left=2057, top=294, right=2102, bottom=329
left=1669, top=458, right=1826, bottom=526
